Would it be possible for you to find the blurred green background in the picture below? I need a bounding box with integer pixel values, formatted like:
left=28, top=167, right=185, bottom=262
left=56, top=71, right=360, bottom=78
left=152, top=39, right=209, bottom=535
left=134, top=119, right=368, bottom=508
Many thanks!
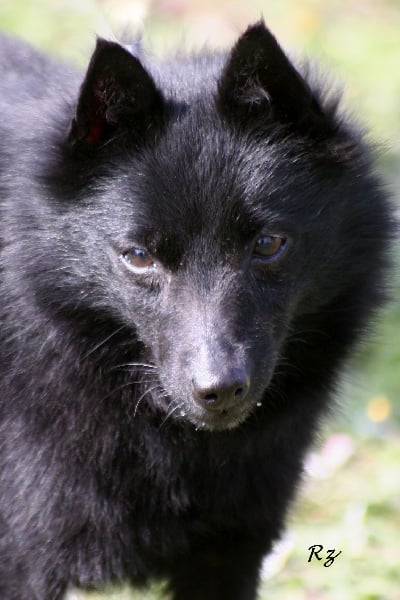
left=1, top=0, right=399, bottom=598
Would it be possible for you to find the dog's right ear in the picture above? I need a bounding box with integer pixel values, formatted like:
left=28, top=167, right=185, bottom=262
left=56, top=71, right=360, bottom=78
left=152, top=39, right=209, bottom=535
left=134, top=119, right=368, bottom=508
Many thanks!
left=68, top=39, right=164, bottom=151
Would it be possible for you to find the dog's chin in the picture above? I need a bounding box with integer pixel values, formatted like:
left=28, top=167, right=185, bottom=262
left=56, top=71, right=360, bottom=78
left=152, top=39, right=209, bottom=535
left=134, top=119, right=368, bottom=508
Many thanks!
left=182, top=404, right=255, bottom=432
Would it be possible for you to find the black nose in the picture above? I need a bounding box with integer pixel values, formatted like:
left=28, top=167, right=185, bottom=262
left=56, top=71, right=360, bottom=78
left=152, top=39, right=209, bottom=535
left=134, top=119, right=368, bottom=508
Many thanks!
left=193, top=368, right=250, bottom=412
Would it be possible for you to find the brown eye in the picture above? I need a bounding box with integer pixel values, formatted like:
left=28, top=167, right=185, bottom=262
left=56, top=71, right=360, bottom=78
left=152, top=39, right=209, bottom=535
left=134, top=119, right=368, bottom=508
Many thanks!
left=121, top=248, right=155, bottom=273
left=253, top=235, right=287, bottom=260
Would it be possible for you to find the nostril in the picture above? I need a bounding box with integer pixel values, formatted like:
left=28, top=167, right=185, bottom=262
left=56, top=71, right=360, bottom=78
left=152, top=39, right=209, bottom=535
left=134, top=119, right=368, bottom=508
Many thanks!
left=203, top=392, right=218, bottom=404
left=192, top=371, right=250, bottom=411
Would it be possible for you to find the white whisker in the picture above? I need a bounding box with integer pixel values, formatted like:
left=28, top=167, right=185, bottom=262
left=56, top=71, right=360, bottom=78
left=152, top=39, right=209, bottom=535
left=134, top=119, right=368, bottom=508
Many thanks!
left=158, top=402, right=183, bottom=429
left=82, top=325, right=126, bottom=360
left=111, top=362, right=156, bottom=371
left=133, top=384, right=161, bottom=420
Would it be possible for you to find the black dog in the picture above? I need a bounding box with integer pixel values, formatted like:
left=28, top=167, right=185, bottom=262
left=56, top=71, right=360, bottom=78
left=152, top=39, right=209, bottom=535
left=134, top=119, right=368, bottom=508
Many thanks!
left=0, top=20, right=394, bottom=599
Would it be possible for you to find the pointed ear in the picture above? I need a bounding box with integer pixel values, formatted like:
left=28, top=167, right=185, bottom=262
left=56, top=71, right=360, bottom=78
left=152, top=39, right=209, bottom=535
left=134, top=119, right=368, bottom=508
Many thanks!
left=68, top=39, right=164, bottom=149
left=217, top=21, right=331, bottom=136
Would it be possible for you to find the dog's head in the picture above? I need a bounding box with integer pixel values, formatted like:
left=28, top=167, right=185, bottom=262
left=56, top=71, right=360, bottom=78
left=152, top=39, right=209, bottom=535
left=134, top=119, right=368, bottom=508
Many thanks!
left=33, top=23, right=392, bottom=431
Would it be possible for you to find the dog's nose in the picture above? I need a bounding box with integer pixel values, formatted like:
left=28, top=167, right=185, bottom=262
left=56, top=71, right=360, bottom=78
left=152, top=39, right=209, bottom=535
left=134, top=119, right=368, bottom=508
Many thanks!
left=192, top=368, right=250, bottom=411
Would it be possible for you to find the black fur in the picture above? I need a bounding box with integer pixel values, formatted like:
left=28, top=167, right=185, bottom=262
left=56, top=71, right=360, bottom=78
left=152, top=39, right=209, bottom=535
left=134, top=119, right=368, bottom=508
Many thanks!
left=0, top=21, right=394, bottom=599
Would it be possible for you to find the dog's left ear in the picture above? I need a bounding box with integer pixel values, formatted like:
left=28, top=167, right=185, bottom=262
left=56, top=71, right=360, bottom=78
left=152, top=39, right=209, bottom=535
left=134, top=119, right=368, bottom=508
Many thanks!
left=68, top=39, right=164, bottom=150
left=217, top=21, right=331, bottom=137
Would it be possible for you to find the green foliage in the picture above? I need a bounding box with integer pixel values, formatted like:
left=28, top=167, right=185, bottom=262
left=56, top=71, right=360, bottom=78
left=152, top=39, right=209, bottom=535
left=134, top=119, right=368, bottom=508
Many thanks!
left=261, top=434, right=400, bottom=599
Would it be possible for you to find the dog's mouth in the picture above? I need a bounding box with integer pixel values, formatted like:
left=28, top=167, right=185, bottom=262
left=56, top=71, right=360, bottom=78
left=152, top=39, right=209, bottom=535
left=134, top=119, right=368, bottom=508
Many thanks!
left=181, top=401, right=258, bottom=432
left=155, top=357, right=272, bottom=432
